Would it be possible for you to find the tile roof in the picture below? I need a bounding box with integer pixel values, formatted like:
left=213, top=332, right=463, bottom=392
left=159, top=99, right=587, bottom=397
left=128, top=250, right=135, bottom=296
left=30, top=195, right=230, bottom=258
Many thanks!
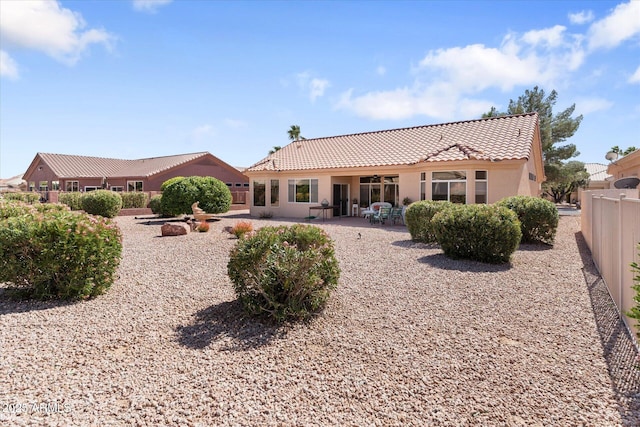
left=247, top=113, right=539, bottom=172
left=584, top=163, right=611, bottom=181
left=36, top=152, right=210, bottom=178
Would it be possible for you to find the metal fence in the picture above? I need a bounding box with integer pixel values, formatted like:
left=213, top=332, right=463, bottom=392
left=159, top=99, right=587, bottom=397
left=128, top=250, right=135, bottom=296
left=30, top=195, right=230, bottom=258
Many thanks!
left=581, top=189, right=640, bottom=340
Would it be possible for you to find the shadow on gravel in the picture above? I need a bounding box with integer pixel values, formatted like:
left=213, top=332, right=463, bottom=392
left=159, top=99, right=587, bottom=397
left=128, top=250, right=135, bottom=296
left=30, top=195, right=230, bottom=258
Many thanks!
left=417, top=253, right=512, bottom=273
left=175, top=300, right=286, bottom=351
left=136, top=218, right=221, bottom=226
left=516, top=242, right=554, bottom=252
left=0, top=288, right=75, bottom=315
left=575, top=231, right=640, bottom=426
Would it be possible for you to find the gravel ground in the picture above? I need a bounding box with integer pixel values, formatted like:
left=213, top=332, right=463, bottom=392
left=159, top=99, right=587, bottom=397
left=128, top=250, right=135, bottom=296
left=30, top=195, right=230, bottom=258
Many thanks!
left=1, top=212, right=639, bottom=426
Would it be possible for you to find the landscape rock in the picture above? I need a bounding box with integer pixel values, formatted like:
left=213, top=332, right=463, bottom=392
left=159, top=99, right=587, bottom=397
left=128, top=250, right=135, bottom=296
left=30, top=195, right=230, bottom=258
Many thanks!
left=160, top=222, right=188, bottom=236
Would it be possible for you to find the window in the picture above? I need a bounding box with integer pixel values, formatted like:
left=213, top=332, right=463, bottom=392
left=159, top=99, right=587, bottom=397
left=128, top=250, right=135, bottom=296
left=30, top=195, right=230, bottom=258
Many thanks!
left=529, top=172, right=537, bottom=181
left=475, top=171, right=488, bottom=204
left=29, top=181, right=35, bottom=191
left=420, top=172, right=426, bottom=200
left=39, top=181, right=48, bottom=191
left=270, top=179, right=279, bottom=207
left=84, top=186, right=99, bottom=192
left=65, top=181, right=79, bottom=192
left=235, top=183, right=243, bottom=187
left=51, top=181, right=60, bottom=191
left=253, top=180, right=266, bottom=206
left=288, top=179, right=318, bottom=203
left=127, top=181, right=143, bottom=192
left=111, top=186, right=124, bottom=192
left=359, top=176, right=381, bottom=207
left=432, top=171, right=466, bottom=204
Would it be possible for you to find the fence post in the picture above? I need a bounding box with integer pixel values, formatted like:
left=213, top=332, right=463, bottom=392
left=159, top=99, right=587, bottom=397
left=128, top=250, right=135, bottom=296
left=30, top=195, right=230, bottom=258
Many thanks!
left=619, top=194, right=626, bottom=317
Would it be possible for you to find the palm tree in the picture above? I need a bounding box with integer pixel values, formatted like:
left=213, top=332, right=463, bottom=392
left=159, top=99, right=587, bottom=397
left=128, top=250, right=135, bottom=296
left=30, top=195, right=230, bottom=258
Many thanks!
left=287, top=125, right=305, bottom=141
left=268, top=146, right=281, bottom=155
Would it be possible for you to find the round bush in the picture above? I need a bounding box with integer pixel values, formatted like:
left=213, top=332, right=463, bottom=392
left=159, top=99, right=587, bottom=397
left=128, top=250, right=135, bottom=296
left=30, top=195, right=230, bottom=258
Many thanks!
left=120, top=192, right=148, bottom=209
left=496, top=196, right=559, bottom=245
left=227, top=224, right=340, bottom=322
left=161, top=176, right=185, bottom=191
left=432, top=204, right=522, bottom=264
left=81, top=190, right=123, bottom=218
left=58, top=192, right=84, bottom=210
left=149, top=194, right=163, bottom=214
left=405, top=200, right=453, bottom=243
left=160, top=176, right=232, bottom=217
left=0, top=211, right=122, bottom=300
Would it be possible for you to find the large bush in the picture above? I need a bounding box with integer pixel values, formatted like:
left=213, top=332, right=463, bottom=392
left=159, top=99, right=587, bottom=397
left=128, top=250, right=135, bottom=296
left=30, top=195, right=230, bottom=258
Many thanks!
left=2, top=192, right=40, bottom=204
left=0, top=210, right=122, bottom=300
left=0, top=199, right=35, bottom=219
left=160, top=176, right=232, bottom=217
left=81, top=190, right=123, bottom=218
left=496, top=196, right=558, bottom=245
left=58, top=192, right=84, bottom=210
left=405, top=200, right=453, bottom=243
left=228, top=224, right=340, bottom=322
left=432, top=204, right=522, bottom=264
left=161, top=176, right=185, bottom=191
left=120, top=192, right=148, bottom=209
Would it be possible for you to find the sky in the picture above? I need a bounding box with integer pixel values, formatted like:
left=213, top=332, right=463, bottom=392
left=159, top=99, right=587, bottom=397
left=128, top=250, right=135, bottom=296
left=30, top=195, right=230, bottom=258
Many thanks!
left=1, top=0, right=639, bottom=179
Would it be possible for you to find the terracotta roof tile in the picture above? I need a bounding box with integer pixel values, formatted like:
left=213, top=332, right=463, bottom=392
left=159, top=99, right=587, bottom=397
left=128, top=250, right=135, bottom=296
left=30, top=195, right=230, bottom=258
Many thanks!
left=37, top=152, right=209, bottom=178
left=247, top=113, right=539, bottom=172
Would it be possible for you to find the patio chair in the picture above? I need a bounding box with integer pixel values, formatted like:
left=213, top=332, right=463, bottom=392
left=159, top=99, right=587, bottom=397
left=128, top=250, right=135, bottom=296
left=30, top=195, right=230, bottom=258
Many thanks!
left=390, top=207, right=404, bottom=225
left=371, top=207, right=391, bottom=224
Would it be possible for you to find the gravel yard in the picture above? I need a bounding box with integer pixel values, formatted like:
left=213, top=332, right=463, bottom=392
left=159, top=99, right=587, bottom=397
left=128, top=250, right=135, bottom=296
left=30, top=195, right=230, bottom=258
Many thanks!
left=1, top=212, right=639, bottom=426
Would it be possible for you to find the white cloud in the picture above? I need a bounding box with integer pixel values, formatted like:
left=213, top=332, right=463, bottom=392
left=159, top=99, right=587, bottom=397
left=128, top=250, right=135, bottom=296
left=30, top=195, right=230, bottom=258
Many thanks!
left=575, top=97, right=614, bottom=115
left=0, top=50, right=19, bottom=79
left=337, top=23, right=590, bottom=121
left=296, top=71, right=331, bottom=102
left=569, top=10, right=594, bottom=25
left=587, top=1, right=640, bottom=50
left=629, top=66, right=640, bottom=84
left=191, top=124, right=215, bottom=139
left=132, top=0, right=173, bottom=13
left=0, top=0, right=113, bottom=72
left=224, top=118, right=248, bottom=128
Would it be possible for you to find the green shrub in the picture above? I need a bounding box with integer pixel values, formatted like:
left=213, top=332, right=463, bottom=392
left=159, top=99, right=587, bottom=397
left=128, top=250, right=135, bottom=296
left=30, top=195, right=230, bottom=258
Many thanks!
left=0, top=211, right=122, bottom=300
left=161, top=176, right=185, bottom=191
left=149, top=195, right=163, bottom=215
left=58, top=192, right=84, bottom=210
left=160, top=176, right=232, bottom=217
left=228, top=224, right=340, bottom=322
left=81, top=190, right=123, bottom=218
left=34, top=203, right=70, bottom=214
left=2, top=192, right=41, bottom=204
left=120, top=192, right=148, bottom=209
left=0, top=199, right=36, bottom=219
left=626, top=244, right=640, bottom=339
left=432, top=204, right=522, bottom=264
left=405, top=200, right=453, bottom=243
left=496, top=196, right=558, bottom=245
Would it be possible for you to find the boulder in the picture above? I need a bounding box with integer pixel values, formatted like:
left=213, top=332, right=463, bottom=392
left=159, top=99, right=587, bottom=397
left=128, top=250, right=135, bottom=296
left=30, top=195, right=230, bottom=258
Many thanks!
left=161, top=223, right=188, bottom=236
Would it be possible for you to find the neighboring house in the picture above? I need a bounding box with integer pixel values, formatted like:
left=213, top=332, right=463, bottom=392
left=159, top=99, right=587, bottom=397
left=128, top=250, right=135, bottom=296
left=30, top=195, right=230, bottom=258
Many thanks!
left=23, top=152, right=249, bottom=203
left=0, top=175, right=27, bottom=192
left=607, top=149, right=640, bottom=188
left=575, top=163, right=612, bottom=203
left=244, top=113, right=545, bottom=219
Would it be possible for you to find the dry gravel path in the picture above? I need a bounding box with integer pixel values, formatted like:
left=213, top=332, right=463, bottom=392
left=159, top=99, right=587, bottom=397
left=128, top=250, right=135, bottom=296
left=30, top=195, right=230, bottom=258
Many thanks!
left=1, top=212, right=639, bottom=426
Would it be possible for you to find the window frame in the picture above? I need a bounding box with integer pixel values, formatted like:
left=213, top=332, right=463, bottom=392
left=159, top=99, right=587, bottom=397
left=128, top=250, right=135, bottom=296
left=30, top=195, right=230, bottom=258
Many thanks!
left=127, top=181, right=144, bottom=192
left=288, top=178, right=319, bottom=204
left=475, top=170, right=488, bottom=204
left=65, top=181, right=79, bottom=192
left=270, top=179, right=280, bottom=207
left=431, top=171, right=467, bottom=204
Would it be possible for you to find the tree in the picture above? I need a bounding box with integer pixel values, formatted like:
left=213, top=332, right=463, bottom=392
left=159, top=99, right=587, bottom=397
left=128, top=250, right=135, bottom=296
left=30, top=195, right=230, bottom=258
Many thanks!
left=542, top=161, right=589, bottom=203
left=287, top=125, right=305, bottom=141
left=268, top=146, right=281, bottom=155
left=610, top=145, right=638, bottom=156
left=483, top=86, right=583, bottom=165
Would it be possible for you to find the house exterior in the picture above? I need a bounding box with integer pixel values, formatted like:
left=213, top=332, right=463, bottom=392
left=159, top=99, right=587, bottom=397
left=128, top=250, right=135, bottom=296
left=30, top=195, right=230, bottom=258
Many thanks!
left=23, top=151, right=249, bottom=203
left=575, top=163, right=612, bottom=203
left=607, top=149, right=640, bottom=187
left=245, top=113, right=545, bottom=219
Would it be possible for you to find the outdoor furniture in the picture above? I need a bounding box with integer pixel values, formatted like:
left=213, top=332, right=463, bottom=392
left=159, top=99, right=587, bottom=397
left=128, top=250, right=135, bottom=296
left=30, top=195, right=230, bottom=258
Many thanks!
left=371, top=207, right=391, bottom=224
left=390, top=207, right=405, bottom=225
left=308, top=205, right=336, bottom=222
left=191, top=202, right=216, bottom=222
left=362, top=202, right=392, bottom=221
